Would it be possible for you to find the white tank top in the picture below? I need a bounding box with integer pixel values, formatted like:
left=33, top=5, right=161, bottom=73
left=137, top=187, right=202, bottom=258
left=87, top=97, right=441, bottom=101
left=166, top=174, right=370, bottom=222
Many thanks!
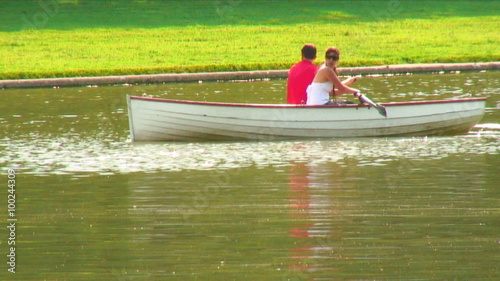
left=306, top=81, right=333, bottom=105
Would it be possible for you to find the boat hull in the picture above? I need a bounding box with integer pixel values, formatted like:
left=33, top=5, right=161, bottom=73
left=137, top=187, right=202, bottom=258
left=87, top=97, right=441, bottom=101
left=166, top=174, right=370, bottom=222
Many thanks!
left=127, top=96, right=486, bottom=141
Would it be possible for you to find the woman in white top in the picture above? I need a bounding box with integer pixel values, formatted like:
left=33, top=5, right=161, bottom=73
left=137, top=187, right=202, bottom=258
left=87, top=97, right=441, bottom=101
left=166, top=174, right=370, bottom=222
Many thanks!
left=306, top=47, right=360, bottom=105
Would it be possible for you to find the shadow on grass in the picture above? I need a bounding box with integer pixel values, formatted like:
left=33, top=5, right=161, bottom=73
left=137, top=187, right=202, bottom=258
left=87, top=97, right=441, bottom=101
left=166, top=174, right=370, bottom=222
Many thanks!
left=0, top=0, right=499, bottom=32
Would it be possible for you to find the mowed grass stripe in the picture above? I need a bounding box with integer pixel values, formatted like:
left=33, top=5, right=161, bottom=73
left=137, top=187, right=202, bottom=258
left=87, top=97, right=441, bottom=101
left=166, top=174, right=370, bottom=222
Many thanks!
left=0, top=1, right=499, bottom=79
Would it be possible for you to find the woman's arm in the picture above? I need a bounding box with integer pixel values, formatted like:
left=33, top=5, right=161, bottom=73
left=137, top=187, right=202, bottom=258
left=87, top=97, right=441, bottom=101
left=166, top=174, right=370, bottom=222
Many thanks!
left=325, top=68, right=358, bottom=95
left=342, top=76, right=359, bottom=86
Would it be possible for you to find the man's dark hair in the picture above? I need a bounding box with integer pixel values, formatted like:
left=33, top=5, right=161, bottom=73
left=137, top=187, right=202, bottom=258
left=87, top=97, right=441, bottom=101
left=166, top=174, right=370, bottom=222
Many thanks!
left=301, top=44, right=317, bottom=60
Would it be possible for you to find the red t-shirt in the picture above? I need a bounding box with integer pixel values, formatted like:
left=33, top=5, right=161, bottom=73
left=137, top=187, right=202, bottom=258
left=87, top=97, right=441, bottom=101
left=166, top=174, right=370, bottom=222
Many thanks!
left=287, top=60, right=318, bottom=104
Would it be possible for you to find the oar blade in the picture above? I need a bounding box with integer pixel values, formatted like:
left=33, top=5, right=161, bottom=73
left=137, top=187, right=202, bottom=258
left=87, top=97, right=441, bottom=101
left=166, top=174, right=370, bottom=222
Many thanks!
left=358, top=94, right=387, bottom=117
left=376, top=105, right=387, bottom=117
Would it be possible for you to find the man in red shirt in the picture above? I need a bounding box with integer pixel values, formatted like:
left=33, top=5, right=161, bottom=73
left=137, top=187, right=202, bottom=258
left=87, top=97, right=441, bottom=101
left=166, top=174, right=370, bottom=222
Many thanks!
left=287, top=44, right=318, bottom=104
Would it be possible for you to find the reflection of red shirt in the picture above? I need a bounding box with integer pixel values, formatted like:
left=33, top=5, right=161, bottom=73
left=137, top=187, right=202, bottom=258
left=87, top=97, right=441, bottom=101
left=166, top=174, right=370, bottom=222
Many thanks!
left=287, top=60, right=318, bottom=104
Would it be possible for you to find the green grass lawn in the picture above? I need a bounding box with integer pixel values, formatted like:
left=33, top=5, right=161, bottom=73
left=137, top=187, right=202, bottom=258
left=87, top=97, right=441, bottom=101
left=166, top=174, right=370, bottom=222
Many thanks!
left=0, top=0, right=499, bottom=79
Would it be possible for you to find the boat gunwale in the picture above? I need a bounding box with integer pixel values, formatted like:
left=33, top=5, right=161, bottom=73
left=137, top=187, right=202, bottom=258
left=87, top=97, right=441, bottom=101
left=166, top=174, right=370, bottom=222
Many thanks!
left=129, top=96, right=487, bottom=108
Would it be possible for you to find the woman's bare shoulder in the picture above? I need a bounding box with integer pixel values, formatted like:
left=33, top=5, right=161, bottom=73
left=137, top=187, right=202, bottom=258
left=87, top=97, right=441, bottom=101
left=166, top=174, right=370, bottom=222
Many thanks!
left=317, top=66, right=333, bottom=74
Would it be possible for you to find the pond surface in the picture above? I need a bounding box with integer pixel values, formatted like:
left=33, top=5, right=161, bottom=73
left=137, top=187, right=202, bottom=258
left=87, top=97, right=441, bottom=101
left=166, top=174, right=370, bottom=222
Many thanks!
left=0, top=72, right=499, bottom=280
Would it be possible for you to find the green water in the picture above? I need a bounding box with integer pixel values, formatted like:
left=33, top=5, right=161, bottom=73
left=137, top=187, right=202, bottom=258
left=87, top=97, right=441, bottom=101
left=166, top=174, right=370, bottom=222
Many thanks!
left=1, top=72, right=499, bottom=280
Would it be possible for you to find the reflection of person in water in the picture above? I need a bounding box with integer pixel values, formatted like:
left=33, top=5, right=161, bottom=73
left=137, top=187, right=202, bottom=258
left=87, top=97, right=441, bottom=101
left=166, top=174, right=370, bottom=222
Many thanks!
left=289, top=161, right=312, bottom=238
left=288, top=156, right=351, bottom=276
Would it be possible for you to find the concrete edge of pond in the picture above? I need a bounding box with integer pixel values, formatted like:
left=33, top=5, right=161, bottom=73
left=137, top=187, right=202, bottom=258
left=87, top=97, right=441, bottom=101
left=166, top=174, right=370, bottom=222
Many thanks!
left=1, top=62, right=498, bottom=89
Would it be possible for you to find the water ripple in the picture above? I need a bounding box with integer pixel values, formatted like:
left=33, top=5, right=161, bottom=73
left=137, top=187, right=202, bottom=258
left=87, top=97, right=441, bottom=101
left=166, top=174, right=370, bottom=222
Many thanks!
left=1, top=132, right=498, bottom=175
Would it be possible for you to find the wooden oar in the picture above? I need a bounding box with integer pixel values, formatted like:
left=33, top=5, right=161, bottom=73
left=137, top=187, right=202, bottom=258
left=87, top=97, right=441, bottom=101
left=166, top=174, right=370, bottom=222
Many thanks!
left=355, top=92, right=387, bottom=117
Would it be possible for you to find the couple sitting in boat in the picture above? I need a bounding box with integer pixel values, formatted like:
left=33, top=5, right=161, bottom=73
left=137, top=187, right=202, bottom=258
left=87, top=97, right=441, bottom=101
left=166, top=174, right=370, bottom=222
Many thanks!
left=287, top=44, right=360, bottom=105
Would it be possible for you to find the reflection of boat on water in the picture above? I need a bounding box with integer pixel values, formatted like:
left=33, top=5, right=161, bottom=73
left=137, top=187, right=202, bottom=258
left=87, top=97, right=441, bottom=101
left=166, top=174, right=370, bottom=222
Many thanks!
left=127, top=95, right=486, bottom=141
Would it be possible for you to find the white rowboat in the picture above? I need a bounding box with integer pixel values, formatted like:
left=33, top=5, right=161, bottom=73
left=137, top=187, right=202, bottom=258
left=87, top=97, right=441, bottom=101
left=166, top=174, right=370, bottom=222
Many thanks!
left=127, top=95, right=486, bottom=141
